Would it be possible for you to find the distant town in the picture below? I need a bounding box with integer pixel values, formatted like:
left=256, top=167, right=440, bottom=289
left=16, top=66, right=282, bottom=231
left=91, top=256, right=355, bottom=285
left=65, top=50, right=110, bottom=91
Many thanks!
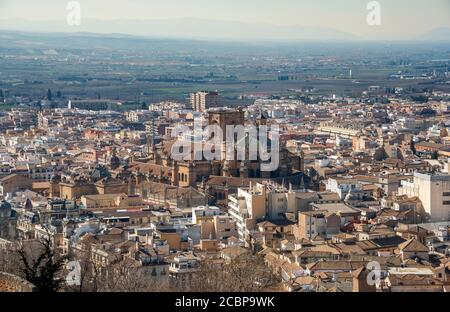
left=0, top=30, right=450, bottom=293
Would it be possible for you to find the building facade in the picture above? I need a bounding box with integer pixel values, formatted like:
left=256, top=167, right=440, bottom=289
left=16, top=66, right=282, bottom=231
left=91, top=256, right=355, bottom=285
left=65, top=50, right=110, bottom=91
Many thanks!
left=190, top=91, right=220, bottom=112
left=399, top=172, right=450, bottom=222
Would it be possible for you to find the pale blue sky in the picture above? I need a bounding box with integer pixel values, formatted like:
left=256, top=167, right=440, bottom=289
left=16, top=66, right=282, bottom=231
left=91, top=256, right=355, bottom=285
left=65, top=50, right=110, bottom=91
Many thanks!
left=1, top=0, right=449, bottom=39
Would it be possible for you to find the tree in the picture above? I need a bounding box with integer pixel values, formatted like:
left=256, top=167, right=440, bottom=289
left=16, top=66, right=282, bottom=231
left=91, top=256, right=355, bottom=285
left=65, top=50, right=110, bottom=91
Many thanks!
left=56, top=90, right=62, bottom=98
left=178, top=254, right=277, bottom=292
left=65, top=242, right=98, bottom=292
left=0, top=218, right=9, bottom=239
left=373, top=147, right=388, bottom=162
left=101, top=261, right=167, bottom=292
left=0, top=247, right=21, bottom=276
left=47, top=89, right=52, bottom=101
left=17, top=237, right=66, bottom=292
left=431, top=151, right=439, bottom=160
left=66, top=243, right=170, bottom=292
left=411, top=95, right=428, bottom=103
left=410, top=139, right=416, bottom=155
left=307, top=167, right=319, bottom=181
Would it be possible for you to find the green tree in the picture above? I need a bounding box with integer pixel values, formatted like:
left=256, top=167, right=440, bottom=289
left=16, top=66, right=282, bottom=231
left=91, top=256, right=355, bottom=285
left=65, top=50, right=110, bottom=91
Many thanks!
left=47, top=89, right=52, bottom=101
left=374, top=147, right=388, bottom=162
left=431, top=151, right=439, bottom=160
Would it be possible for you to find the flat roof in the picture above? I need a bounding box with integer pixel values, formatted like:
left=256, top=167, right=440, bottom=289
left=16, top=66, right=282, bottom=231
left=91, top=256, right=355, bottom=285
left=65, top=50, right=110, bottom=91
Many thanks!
left=414, top=172, right=450, bottom=182
left=388, top=267, right=434, bottom=275
left=312, top=203, right=360, bottom=214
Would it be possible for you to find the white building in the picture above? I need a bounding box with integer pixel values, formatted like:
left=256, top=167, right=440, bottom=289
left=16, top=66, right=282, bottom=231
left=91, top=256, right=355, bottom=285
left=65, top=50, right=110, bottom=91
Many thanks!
left=27, top=163, right=55, bottom=181
left=399, top=172, right=450, bottom=222
left=126, top=110, right=154, bottom=123
left=168, top=252, right=200, bottom=277
left=228, top=182, right=302, bottom=242
left=325, top=177, right=361, bottom=200
left=192, top=205, right=221, bottom=224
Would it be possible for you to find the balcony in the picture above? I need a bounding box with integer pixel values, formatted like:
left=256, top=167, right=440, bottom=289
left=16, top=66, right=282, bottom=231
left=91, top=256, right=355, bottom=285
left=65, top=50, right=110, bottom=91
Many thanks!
left=228, top=209, right=245, bottom=223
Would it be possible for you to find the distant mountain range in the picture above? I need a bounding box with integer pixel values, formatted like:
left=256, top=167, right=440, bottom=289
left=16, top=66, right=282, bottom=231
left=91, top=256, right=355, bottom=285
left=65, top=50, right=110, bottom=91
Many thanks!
left=0, top=18, right=448, bottom=42
left=419, top=27, right=450, bottom=41
left=0, top=18, right=358, bottom=41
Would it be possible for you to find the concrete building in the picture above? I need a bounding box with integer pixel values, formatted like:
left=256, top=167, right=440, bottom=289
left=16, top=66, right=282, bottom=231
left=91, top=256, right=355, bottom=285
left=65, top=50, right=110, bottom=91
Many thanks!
left=192, top=205, right=221, bottom=224
left=294, top=211, right=340, bottom=240
left=228, top=182, right=303, bottom=243
left=80, top=193, right=145, bottom=210
left=27, top=164, right=55, bottom=181
left=190, top=91, right=220, bottom=112
left=168, top=252, right=201, bottom=278
left=0, top=174, right=33, bottom=198
left=399, top=172, right=450, bottom=222
left=126, top=110, right=154, bottom=123
left=325, top=177, right=362, bottom=200
left=311, top=203, right=361, bottom=226
left=213, top=215, right=237, bottom=242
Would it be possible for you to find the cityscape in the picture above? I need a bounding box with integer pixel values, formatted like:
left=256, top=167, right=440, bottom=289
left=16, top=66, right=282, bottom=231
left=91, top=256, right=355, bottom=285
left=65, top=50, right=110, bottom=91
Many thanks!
left=0, top=0, right=450, bottom=297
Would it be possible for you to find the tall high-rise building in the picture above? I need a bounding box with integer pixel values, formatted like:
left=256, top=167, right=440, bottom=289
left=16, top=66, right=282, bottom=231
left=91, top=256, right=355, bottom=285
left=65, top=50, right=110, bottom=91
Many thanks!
left=190, top=91, right=220, bottom=112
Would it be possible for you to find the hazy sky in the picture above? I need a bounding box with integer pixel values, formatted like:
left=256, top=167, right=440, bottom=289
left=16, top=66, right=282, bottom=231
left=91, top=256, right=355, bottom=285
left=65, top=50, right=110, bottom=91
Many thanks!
left=1, top=0, right=449, bottom=39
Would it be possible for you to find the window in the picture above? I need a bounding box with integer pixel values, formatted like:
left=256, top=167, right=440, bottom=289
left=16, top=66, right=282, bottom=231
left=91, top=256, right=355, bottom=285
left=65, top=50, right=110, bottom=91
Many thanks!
left=443, top=192, right=450, bottom=197
left=443, top=201, right=450, bottom=205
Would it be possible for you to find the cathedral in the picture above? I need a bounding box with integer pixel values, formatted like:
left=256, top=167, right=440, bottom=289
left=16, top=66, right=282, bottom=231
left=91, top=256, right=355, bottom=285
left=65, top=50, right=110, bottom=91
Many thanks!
left=134, top=109, right=304, bottom=188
